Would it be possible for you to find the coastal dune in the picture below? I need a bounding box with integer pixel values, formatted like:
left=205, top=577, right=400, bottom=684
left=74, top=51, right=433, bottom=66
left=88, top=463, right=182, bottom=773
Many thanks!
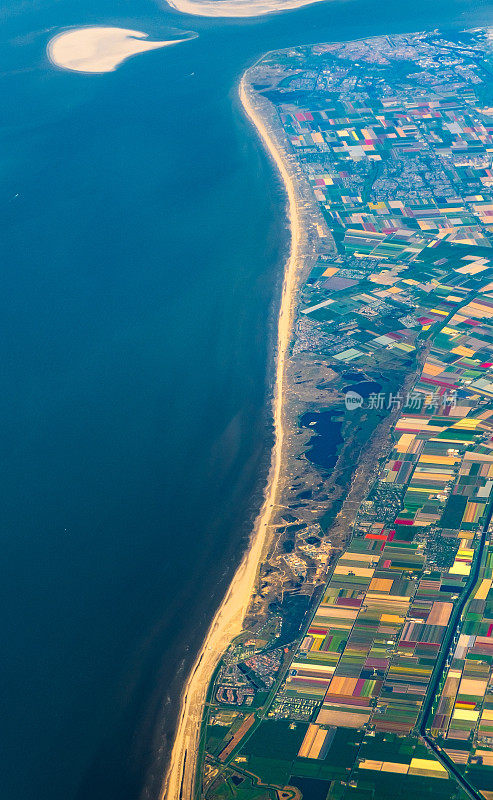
left=47, top=27, right=190, bottom=73
left=166, top=0, right=326, bottom=17
left=161, top=76, right=303, bottom=800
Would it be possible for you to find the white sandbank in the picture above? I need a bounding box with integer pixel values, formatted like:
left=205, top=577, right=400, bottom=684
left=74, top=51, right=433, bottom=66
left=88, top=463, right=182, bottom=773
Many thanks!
left=161, top=77, right=302, bottom=800
left=47, top=27, right=188, bottom=73
left=166, top=0, right=326, bottom=17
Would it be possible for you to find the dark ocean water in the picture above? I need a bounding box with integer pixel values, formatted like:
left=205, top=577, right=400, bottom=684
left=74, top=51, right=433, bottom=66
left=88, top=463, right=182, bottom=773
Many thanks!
left=0, top=2, right=492, bottom=799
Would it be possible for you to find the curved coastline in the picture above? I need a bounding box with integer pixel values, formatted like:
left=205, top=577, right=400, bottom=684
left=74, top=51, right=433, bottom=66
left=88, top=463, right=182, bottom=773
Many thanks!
left=165, top=0, right=326, bottom=18
left=47, top=27, right=194, bottom=73
left=161, top=73, right=303, bottom=800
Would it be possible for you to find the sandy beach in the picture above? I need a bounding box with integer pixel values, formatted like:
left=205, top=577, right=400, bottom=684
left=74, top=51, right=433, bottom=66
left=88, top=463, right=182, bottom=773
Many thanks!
left=161, top=77, right=303, bottom=800
left=166, top=0, right=325, bottom=17
left=47, top=27, right=189, bottom=73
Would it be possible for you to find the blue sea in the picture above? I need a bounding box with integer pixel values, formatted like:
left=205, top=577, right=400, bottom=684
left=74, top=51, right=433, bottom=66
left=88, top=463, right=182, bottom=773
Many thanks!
left=1, top=1, right=492, bottom=798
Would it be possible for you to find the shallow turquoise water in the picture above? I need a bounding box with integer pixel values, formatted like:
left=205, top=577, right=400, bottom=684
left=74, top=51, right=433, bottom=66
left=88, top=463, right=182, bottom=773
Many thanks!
left=0, top=2, right=492, bottom=798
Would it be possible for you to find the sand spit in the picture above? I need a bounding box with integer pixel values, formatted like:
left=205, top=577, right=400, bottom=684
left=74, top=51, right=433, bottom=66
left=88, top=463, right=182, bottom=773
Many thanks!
left=166, top=0, right=326, bottom=17
left=47, top=27, right=191, bottom=73
left=161, top=76, right=304, bottom=800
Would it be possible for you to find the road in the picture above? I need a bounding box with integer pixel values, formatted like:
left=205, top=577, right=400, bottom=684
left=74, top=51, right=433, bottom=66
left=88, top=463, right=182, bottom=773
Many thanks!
left=418, top=509, right=493, bottom=800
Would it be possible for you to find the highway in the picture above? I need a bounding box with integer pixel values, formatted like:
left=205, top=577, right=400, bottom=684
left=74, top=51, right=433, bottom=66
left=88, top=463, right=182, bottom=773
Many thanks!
left=418, top=509, right=493, bottom=800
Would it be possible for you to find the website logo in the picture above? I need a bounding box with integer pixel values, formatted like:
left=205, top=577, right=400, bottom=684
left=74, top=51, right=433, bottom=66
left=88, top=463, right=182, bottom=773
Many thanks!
left=345, top=390, right=363, bottom=412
